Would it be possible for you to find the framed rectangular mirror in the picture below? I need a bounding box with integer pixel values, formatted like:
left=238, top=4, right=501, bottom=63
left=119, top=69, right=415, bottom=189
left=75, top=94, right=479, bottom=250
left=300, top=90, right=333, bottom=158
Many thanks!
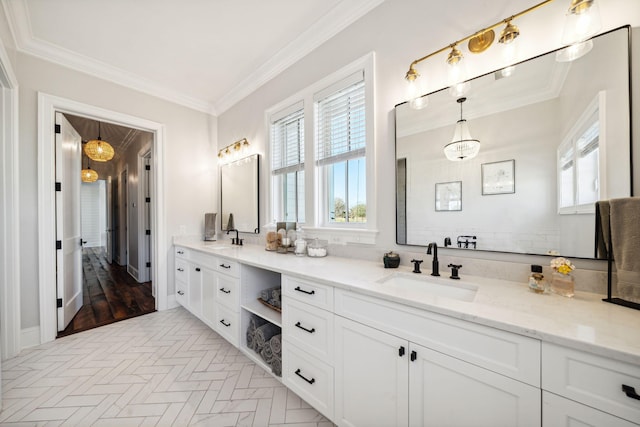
left=395, top=27, right=632, bottom=259
left=221, top=154, right=260, bottom=234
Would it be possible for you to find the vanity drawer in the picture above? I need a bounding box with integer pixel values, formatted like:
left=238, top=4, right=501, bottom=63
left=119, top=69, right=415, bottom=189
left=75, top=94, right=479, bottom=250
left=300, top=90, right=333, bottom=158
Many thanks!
left=542, top=342, right=640, bottom=424
left=282, top=298, right=334, bottom=362
left=175, top=259, right=188, bottom=283
left=217, top=258, right=240, bottom=278
left=543, top=391, right=638, bottom=427
left=175, top=246, right=189, bottom=259
left=216, top=272, right=240, bottom=311
left=176, top=280, right=187, bottom=306
left=283, top=345, right=334, bottom=421
left=335, top=289, right=540, bottom=386
left=283, top=276, right=333, bottom=311
left=216, top=304, right=239, bottom=347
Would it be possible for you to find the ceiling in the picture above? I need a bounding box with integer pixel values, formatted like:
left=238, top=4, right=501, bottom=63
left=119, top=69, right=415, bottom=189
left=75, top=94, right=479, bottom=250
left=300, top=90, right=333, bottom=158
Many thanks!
left=2, top=0, right=385, bottom=115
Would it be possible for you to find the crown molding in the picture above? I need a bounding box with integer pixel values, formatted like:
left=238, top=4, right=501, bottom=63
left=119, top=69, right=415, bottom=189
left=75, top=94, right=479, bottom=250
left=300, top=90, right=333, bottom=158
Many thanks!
left=4, top=0, right=385, bottom=116
left=212, top=0, right=385, bottom=115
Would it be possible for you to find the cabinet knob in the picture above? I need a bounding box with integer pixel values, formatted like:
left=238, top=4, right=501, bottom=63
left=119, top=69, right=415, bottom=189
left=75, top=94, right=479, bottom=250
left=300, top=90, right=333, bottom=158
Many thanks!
left=195, top=267, right=201, bottom=272
left=177, top=290, right=184, bottom=296
left=177, top=250, right=184, bottom=254
left=295, top=369, right=315, bottom=385
left=177, top=268, right=184, bottom=272
left=410, top=350, right=417, bottom=362
left=622, top=384, right=640, bottom=400
left=399, top=346, right=405, bottom=357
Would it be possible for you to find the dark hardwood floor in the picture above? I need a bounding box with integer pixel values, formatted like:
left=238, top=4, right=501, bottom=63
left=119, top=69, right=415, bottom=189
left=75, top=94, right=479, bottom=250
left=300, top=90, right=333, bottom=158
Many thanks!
left=58, top=247, right=156, bottom=338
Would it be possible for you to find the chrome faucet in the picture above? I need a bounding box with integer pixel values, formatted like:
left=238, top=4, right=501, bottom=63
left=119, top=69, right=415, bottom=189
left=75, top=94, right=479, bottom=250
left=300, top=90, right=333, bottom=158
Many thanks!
left=426, top=242, right=440, bottom=276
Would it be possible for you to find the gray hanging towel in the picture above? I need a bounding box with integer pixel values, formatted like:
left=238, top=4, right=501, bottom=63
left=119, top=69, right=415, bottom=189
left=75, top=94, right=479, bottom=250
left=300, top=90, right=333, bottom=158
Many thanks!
left=609, top=197, right=640, bottom=304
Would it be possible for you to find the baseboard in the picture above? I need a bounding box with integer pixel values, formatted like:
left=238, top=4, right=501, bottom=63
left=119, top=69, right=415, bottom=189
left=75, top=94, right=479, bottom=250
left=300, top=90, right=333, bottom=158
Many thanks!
left=166, top=294, right=179, bottom=310
left=21, top=326, right=41, bottom=350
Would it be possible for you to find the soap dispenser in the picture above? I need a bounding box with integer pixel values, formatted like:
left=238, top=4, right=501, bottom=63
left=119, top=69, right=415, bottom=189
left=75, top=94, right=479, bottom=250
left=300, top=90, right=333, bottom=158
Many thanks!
left=528, top=265, right=546, bottom=293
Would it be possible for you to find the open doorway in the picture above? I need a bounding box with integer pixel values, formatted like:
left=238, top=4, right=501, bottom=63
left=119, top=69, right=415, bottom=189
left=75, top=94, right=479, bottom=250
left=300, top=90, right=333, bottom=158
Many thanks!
left=55, top=113, right=156, bottom=337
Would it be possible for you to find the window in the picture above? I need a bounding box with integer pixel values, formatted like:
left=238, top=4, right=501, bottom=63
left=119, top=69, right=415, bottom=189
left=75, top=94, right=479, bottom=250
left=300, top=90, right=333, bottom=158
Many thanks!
left=270, top=103, right=305, bottom=222
left=558, top=94, right=603, bottom=214
left=315, top=72, right=366, bottom=224
left=266, top=53, right=376, bottom=243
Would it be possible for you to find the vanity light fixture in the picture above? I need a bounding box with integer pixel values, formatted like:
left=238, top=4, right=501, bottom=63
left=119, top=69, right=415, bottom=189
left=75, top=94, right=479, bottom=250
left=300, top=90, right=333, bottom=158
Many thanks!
left=404, top=0, right=601, bottom=106
left=84, top=121, right=115, bottom=162
left=218, top=138, right=250, bottom=163
left=444, top=97, right=480, bottom=162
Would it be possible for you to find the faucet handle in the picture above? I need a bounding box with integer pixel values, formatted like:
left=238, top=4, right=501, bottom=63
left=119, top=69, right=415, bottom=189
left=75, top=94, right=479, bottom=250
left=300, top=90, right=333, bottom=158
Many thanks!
left=411, top=259, right=423, bottom=274
left=448, top=264, right=462, bottom=280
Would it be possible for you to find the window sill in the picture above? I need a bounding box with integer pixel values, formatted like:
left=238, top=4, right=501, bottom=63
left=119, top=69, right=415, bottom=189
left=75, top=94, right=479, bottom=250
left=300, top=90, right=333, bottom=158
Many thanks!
left=302, top=226, right=378, bottom=245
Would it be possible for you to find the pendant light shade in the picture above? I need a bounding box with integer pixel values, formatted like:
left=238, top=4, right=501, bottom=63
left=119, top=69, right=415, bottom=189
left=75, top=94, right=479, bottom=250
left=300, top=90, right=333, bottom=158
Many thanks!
left=81, top=167, right=98, bottom=183
left=84, top=122, right=115, bottom=162
left=444, top=97, right=480, bottom=161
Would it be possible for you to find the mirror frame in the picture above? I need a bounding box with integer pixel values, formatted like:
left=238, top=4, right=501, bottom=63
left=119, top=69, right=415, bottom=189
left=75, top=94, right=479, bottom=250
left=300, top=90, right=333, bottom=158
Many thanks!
left=220, top=153, right=261, bottom=234
left=394, top=26, right=633, bottom=259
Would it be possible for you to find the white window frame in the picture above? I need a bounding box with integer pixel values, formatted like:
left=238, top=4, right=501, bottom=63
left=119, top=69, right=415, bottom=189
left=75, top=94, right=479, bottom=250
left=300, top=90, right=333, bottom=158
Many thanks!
left=265, top=52, right=377, bottom=244
left=557, top=91, right=606, bottom=215
left=269, top=101, right=305, bottom=223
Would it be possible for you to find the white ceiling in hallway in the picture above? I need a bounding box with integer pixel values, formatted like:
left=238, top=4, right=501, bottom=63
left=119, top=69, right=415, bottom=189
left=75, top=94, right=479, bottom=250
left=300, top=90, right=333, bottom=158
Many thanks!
left=2, top=0, right=385, bottom=114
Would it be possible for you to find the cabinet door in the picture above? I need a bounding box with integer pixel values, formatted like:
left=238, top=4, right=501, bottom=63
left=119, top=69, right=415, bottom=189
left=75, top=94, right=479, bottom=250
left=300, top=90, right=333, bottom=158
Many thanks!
left=409, top=343, right=541, bottom=427
left=334, top=316, right=408, bottom=427
left=543, top=391, right=638, bottom=427
left=201, top=268, right=216, bottom=327
left=188, top=264, right=203, bottom=317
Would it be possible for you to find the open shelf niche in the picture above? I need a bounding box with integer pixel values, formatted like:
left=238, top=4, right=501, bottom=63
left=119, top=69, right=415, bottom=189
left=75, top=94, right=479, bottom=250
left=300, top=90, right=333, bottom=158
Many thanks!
left=240, top=264, right=282, bottom=377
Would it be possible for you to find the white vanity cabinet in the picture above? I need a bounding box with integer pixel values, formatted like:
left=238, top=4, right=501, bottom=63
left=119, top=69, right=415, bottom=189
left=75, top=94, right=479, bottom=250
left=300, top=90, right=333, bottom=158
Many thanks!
left=334, top=288, right=541, bottom=427
left=174, top=246, right=217, bottom=321
left=282, top=276, right=335, bottom=420
left=542, top=342, right=640, bottom=426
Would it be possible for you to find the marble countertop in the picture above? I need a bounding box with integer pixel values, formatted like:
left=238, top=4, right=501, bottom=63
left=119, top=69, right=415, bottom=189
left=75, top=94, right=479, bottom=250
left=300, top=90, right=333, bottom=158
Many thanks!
left=174, top=238, right=640, bottom=366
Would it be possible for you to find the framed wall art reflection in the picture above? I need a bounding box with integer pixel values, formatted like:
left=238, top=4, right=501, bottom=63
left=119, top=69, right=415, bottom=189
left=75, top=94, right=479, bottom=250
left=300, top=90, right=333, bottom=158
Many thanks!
left=482, top=159, right=515, bottom=195
left=435, top=181, right=462, bottom=211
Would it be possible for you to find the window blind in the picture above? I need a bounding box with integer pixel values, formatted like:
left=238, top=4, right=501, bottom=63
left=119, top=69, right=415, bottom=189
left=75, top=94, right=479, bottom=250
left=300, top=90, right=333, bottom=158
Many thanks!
left=316, top=75, right=365, bottom=167
left=271, top=105, right=304, bottom=175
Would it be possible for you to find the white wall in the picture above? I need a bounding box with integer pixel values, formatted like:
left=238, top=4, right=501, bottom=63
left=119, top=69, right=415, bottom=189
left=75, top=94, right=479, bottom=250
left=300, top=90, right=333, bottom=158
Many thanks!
left=216, top=0, right=640, bottom=264
left=9, top=51, right=217, bottom=330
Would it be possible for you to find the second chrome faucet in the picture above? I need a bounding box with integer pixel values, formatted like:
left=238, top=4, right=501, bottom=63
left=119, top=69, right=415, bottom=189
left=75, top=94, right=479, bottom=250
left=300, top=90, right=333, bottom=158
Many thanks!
left=426, top=242, right=440, bottom=276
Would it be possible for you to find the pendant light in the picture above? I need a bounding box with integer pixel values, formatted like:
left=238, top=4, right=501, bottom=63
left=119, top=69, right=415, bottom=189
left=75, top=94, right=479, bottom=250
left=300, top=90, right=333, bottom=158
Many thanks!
left=444, top=97, right=480, bottom=161
left=84, top=121, right=115, bottom=162
left=81, top=155, right=98, bottom=183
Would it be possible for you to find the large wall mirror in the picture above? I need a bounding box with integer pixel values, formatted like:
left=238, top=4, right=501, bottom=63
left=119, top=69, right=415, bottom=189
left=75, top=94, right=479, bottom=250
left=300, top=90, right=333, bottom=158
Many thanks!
left=395, top=27, right=631, bottom=258
left=221, top=154, right=260, bottom=234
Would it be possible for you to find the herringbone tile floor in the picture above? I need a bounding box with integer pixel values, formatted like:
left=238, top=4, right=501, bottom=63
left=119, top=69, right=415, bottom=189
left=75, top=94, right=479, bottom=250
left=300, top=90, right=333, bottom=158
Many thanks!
left=0, top=307, right=333, bottom=426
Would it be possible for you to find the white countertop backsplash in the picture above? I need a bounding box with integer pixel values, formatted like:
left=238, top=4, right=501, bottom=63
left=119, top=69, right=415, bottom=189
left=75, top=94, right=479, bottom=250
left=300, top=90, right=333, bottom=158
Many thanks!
left=173, top=236, right=639, bottom=366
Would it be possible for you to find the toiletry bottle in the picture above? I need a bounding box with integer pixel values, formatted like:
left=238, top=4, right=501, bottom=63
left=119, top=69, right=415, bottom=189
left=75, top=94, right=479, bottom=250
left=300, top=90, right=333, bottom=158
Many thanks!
left=528, top=265, right=546, bottom=293
left=294, top=226, right=307, bottom=256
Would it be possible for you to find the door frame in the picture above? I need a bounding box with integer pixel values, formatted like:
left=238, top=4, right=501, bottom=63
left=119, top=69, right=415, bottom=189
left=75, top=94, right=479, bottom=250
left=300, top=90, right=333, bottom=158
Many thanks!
left=120, top=166, right=129, bottom=267
left=0, top=38, right=20, bottom=361
left=38, top=93, right=167, bottom=344
left=138, top=148, right=152, bottom=284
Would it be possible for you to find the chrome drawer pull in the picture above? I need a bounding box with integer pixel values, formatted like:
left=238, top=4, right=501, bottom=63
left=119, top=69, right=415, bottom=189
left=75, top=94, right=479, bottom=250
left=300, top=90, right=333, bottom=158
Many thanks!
left=622, top=384, right=640, bottom=400
left=219, top=288, right=231, bottom=294
left=294, top=286, right=315, bottom=295
left=295, top=369, right=315, bottom=385
left=177, top=290, right=184, bottom=296
left=295, top=322, right=316, bottom=334
left=220, top=263, right=231, bottom=269
left=219, top=319, right=231, bottom=327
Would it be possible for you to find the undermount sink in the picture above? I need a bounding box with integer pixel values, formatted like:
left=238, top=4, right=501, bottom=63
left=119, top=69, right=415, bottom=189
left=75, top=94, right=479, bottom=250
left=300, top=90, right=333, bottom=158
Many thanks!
left=376, top=272, right=478, bottom=302
left=204, top=245, right=232, bottom=250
